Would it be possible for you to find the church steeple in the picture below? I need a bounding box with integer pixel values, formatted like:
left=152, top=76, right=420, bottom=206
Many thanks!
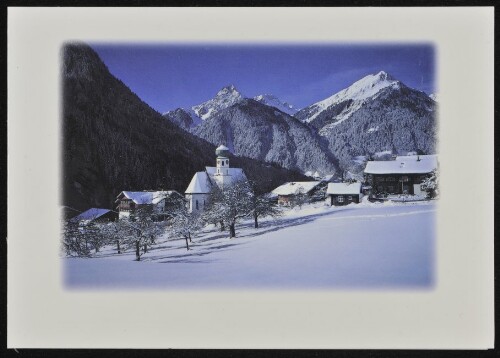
left=215, top=145, right=230, bottom=175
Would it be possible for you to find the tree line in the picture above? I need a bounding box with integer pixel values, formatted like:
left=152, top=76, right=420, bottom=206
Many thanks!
left=62, top=179, right=285, bottom=261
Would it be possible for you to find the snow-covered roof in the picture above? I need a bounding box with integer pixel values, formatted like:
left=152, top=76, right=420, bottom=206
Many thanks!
left=72, top=208, right=111, bottom=222
left=272, top=181, right=321, bottom=196
left=364, top=155, right=437, bottom=175
left=320, top=174, right=335, bottom=182
left=116, top=191, right=179, bottom=204
left=395, top=154, right=438, bottom=162
left=186, top=165, right=248, bottom=194
left=205, top=166, right=247, bottom=181
left=326, top=182, right=362, bottom=195
left=185, top=172, right=213, bottom=194
left=216, top=144, right=229, bottom=151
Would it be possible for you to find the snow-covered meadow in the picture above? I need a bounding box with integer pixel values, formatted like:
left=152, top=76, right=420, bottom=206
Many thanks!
left=64, top=200, right=436, bottom=289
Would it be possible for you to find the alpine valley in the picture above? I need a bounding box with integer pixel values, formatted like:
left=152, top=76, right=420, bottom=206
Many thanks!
left=62, top=43, right=437, bottom=210
left=62, top=44, right=309, bottom=211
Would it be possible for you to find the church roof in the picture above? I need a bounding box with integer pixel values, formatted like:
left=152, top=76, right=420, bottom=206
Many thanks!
left=185, top=172, right=212, bottom=194
left=205, top=166, right=247, bottom=181
left=216, top=144, right=229, bottom=151
left=185, top=167, right=248, bottom=194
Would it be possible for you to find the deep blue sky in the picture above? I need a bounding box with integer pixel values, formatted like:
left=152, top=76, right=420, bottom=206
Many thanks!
left=91, top=43, right=435, bottom=113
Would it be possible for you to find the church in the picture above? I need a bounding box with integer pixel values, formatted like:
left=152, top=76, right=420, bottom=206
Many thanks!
left=185, top=145, right=247, bottom=213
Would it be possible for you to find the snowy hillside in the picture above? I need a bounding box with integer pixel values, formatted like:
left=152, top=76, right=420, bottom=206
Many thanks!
left=64, top=201, right=435, bottom=288
left=162, top=107, right=201, bottom=130
left=191, top=85, right=244, bottom=120
left=192, top=98, right=338, bottom=176
left=253, top=94, right=298, bottom=115
left=162, top=71, right=436, bottom=178
left=295, top=71, right=437, bottom=172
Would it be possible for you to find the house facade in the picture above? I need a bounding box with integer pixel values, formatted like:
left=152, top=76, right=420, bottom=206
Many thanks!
left=364, top=155, right=438, bottom=199
left=271, top=181, right=324, bottom=206
left=185, top=145, right=248, bottom=213
left=326, top=182, right=362, bottom=206
left=115, top=190, right=183, bottom=219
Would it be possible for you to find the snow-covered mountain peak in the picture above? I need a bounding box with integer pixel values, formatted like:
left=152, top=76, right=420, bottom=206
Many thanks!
left=253, top=94, right=298, bottom=115
left=375, top=70, right=394, bottom=81
left=192, top=85, right=244, bottom=120
left=429, top=93, right=438, bottom=102
left=216, top=84, right=241, bottom=97
left=344, top=71, right=400, bottom=99
left=299, top=71, right=401, bottom=124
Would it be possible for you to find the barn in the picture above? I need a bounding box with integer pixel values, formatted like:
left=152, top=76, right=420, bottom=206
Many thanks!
left=271, top=181, right=324, bottom=206
left=326, top=182, right=362, bottom=206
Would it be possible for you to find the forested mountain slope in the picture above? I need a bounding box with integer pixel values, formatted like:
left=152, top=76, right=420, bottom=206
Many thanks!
left=62, top=43, right=308, bottom=211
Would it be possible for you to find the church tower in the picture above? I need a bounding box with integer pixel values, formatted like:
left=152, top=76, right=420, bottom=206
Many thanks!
left=215, top=144, right=230, bottom=176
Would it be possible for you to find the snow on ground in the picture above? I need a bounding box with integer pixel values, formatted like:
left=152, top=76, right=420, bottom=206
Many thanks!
left=64, top=200, right=436, bottom=290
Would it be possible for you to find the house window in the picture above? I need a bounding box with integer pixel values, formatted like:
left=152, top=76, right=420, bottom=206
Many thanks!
left=196, top=200, right=199, bottom=210
left=226, top=160, right=229, bottom=165
left=347, top=196, right=352, bottom=200
left=386, top=177, right=395, bottom=181
left=376, top=177, right=385, bottom=182
left=400, top=176, right=409, bottom=182
left=337, top=196, right=344, bottom=203
left=221, top=161, right=224, bottom=166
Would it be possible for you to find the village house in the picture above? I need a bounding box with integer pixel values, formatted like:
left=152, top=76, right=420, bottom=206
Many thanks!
left=364, top=154, right=438, bottom=199
left=326, top=182, right=363, bottom=206
left=185, top=145, right=248, bottom=213
left=70, top=208, right=118, bottom=223
left=271, top=181, right=325, bottom=206
left=115, top=190, right=183, bottom=219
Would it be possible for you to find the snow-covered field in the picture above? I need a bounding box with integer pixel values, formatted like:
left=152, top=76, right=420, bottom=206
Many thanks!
left=64, top=200, right=436, bottom=289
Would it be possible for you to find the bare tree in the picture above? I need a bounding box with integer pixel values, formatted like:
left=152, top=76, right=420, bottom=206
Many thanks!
left=62, top=217, right=108, bottom=257
left=248, top=193, right=282, bottom=228
left=100, top=220, right=128, bottom=254
left=62, top=220, right=92, bottom=257
left=122, top=206, right=167, bottom=261
left=203, top=180, right=253, bottom=238
left=290, top=187, right=308, bottom=209
left=168, top=204, right=204, bottom=251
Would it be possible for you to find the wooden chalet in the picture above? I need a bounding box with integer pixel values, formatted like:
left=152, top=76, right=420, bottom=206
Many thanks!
left=115, top=190, right=184, bottom=220
left=326, top=182, right=362, bottom=206
left=364, top=155, right=437, bottom=200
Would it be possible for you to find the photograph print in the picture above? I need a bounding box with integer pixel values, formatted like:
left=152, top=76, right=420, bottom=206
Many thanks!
left=61, top=42, right=438, bottom=289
